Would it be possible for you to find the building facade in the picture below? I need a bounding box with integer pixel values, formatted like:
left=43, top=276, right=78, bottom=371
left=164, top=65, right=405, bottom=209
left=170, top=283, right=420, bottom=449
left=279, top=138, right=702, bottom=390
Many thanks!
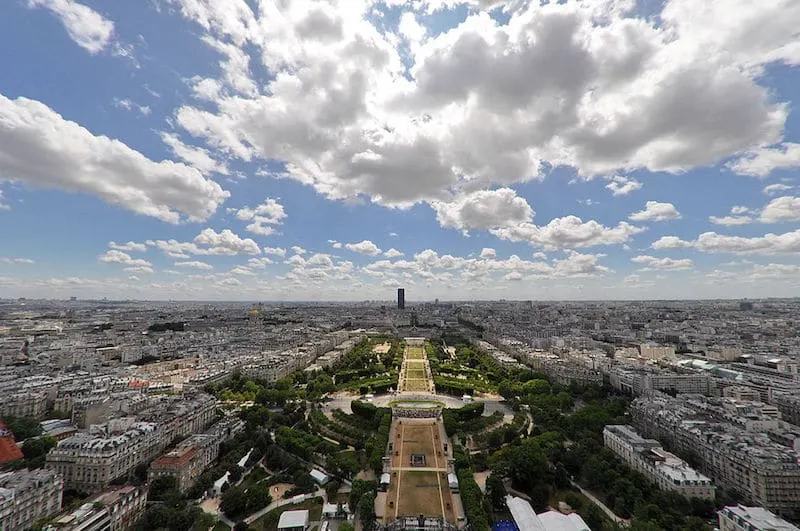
left=604, top=424, right=715, bottom=500
left=0, top=468, right=63, bottom=531
left=718, top=505, right=800, bottom=531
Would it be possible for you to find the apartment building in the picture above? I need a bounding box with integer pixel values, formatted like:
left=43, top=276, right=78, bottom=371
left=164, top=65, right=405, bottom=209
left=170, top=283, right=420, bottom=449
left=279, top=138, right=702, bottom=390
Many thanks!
left=604, top=424, right=715, bottom=500
left=46, top=422, right=159, bottom=493
left=149, top=433, right=218, bottom=492
left=45, top=485, right=147, bottom=531
left=718, top=505, right=800, bottom=531
left=0, top=468, right=63, bottom=531
left=631, top=395, right=800, bottom=517
left=0, top=391, right=49, bottom=419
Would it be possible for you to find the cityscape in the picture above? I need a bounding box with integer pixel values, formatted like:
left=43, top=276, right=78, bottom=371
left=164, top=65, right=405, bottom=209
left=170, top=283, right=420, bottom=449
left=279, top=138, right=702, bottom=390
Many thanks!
left=1, top=293, right=800, bottom=530
left=2, top=0, right=800, bottom=530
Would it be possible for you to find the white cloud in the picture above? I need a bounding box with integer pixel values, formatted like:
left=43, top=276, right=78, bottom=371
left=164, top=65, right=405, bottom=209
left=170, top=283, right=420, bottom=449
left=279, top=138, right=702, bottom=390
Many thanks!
left=0, top=258, right=35, bottom=264
left=0, top=189, right=8, bottom=210
left=384, top=248, right=404, bottom=258
left=291, top=246, right=307, bottom=255
left=729, top=143, right=800, bottom=177
left=229, top=266, right=255, bottom=276
left=113, top=98, right=151, bottom=117
left=760, top=196, right=800, bottom=223
left=124, top=265, right=153, bottom=274
left=504, top=271, right=524, bottom=281
left=345, top=240, right=382, bottom=256
left=263, top=247, right=287, bottom=257
left=160, top=133, right=228, bottom=175
left=431, top=188, right=534, bottom=231
left=629, top=201, right=682, bottom=222
left=231, top=197, right=287, bottom=236
left=605, top=175, right=642, bottom=196
left=709, top=215, right=753, bottom=226
left=763, top=183, right=793, bottom=195
left=307, top=253, right=335, bottom=267
left=247, top=257, right=273, bottom=269
left=171, top=0, right=791, bottom=210
left=491, top=216, right=645, bottom=249
left=0, top=94, right=229, bottom=223
left=651, top=236, right=692, bottom=250
left=194, top=228, right=261, bottom=255
left=174, top=260, right=213, bottom=270
left=98, top=250, right=151, bottom=268
left=479, top=248, right=496, bottom=259
left=28, top=0, right=114, bottom=54
left=631, top=255, right=693, bottom=271
left=653, top=230, right=800, bottom=255
left=109, top=241, right=147, bottom=253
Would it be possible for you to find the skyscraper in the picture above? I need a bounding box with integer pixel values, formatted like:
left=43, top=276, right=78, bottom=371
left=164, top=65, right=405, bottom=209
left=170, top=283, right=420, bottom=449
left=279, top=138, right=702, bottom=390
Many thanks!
left=397, top=288, right=405, bottom=310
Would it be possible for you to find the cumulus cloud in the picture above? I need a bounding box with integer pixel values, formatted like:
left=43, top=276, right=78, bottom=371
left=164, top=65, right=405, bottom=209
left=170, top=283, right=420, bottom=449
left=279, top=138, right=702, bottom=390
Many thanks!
left=760, top=196, right=800, bottom=223
left=479, top=248, right=497, bottom=259
left=28, top=0, right=114, bottom=54
left=709, top=215, right=754, bottom=226
left=160, top=133, right=228, bottom=175
left=170, top=0, right=793, bottom=210
left=763, top=183, right=794, bottom=195
left=99, top=250, right=151, bottom=268
left=384, top=248, right=404, bottom=258
left=491, top=216, right=645, bottom=249
left=629, top=201, right=682, bottom=222
left=651, top=236, right=692, bottom=250
left=109, top=241, right=147, bottom=252
left=729, top=143, right=800, bottom=177
left=194, top=228, right=261, bottom=255
left=0, top=94, right=229, bottom=223
left=653, top=230, right=800, bottom=255
left=263, top=247, right=287, bottom=257
left=247, top=257, right=273, bottom=269
left=605, top=175, right=642, bottom=196
left=431, top=188, right=534, bottom=231
left=230, top=197, right=287, bottom=236
left=345, top=240, right=382, bottom=256
left=174, top=260, right=213, bottom=270
left=631, top=255, right=693, bottom=271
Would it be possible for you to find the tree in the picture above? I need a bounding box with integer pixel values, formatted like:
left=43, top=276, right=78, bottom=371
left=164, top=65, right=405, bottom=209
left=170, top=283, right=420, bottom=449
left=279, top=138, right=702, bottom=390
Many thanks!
left=248, top=483, right=272, bottom=513
left=326, top=479, right=341, bottom=501
left=339, top=522, right=355, bottom=531
left=233, top=522, right=250, bottom=531
left=221, top=486, right=249, bottom=519
left=3, top=416, right=42, bottom=441
left=358, top=491, right=376, bottom=525
left=193, top=511, right=217, bottom=530
left=485, top=474, right=506, bottom=512
left=229, top=465, right=243, bottom=483
left=149, top=476, right=179, bottom=501
left=349, top=479, right=377, bottom=512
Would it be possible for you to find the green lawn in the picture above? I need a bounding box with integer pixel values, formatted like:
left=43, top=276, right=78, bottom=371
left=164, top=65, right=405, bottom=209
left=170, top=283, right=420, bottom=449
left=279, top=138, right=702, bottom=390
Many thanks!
left=249, top=497, right=324, bottom=531
left=213, top=522, right=231, bottom=531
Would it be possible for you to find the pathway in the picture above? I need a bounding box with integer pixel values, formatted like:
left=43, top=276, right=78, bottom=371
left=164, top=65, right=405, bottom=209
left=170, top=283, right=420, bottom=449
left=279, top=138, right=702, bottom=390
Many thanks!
left=569, top=479, right=627, bottom=525
left=244, top=487, right=326, bottom=525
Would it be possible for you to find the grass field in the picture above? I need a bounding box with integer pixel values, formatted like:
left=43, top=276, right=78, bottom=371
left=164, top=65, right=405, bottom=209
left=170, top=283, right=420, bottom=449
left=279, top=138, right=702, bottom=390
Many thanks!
left=249, top=498, right=323, bottom=531
left=406, top=346, right=425, bottom=359
left=405, top=367, right=427, bottom=379
left=401, top=379, right=430, bottom=392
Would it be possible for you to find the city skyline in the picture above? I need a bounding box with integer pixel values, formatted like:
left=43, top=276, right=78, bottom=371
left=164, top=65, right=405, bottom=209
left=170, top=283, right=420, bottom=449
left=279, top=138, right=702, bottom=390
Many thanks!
left=1, top=1, right=800, bottom=301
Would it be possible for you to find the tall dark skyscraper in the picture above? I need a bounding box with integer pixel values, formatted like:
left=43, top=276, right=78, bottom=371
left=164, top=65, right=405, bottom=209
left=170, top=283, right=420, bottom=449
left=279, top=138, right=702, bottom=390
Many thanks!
left=397, top=288, right=405, bottom=310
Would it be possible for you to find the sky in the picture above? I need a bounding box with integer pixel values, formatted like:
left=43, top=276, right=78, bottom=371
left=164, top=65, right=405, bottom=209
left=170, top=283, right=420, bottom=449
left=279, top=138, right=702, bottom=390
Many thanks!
left=1, top=0, right=800, bottom=301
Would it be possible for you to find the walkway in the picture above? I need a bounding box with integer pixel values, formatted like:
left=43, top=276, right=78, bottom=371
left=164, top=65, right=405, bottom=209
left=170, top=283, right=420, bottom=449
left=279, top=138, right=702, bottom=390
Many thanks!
left=244, top=487, right=326, bottom=525
left=569, top=480, right=627, bottom=525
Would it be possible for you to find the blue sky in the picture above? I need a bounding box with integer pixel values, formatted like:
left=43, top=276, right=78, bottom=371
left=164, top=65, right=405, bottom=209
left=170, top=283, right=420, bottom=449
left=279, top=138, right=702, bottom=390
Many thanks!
left=1, top=0, right=799, bottom=301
